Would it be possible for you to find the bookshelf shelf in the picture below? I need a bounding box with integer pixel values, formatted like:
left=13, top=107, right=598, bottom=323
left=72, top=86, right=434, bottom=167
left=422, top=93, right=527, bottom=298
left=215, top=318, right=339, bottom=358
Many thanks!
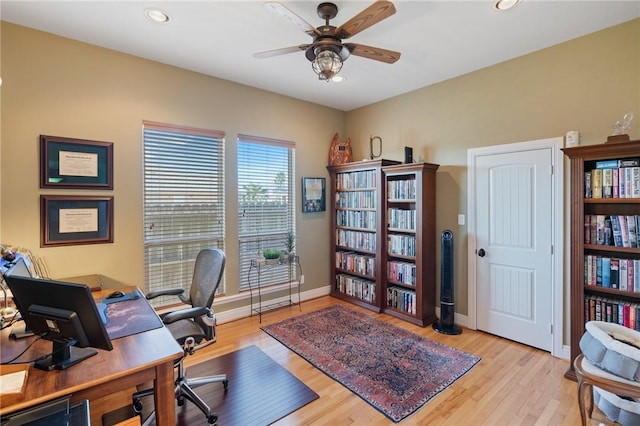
left=563, top=139, right=640, bottom=381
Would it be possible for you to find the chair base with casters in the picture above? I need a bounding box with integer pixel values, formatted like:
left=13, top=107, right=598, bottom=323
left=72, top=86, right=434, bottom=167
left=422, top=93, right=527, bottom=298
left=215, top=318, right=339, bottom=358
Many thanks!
left=574, top=354, right=640, bottom=426
left=132, top=336, right=229, bottom=426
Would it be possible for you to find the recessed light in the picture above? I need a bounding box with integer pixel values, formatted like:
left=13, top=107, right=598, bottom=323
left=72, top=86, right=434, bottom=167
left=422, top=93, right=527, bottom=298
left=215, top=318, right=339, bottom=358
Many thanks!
left=145, top=8, right=170, bottom=23
left=494, top=0, right=521, bottom=11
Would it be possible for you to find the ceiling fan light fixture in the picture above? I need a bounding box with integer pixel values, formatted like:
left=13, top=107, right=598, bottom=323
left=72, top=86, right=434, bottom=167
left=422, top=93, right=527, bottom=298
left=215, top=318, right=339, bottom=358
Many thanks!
left=312, top=49, right=343, bottom=81
left=493, top=0, right=521, bottom=11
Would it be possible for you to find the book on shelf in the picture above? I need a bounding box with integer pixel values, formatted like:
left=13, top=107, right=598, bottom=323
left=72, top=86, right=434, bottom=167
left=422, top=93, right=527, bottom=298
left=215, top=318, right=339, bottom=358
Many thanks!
left=627, top=215, right=638, bottom=248
left=591, top=169, right=603, bottom=198
left=585, top=171, right=592, bottom=198
left=618, top=215, right=630, bottom=248
left=603, top=168, right=613, bottom=198
left=611, top=259, right=619, bottom=289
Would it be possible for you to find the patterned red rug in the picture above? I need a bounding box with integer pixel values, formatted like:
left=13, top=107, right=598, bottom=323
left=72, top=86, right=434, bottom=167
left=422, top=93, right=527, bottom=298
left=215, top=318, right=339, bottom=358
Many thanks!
left=261, top=304, right=481, bottom=423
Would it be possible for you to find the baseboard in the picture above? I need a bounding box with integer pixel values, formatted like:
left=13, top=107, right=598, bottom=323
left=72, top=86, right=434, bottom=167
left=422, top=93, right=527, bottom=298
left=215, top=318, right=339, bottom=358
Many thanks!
left=215, top=285, right=331, bottom=324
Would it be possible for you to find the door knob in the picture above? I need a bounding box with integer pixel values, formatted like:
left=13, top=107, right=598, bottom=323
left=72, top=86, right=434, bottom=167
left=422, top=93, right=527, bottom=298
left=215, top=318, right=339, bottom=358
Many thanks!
left=478, top=248, right=486, bottom=257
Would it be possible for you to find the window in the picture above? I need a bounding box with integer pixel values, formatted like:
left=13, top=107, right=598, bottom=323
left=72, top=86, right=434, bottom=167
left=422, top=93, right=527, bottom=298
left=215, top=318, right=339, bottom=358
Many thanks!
left=143, top=122, right=225, bottom=306
left=237, top=134, right=295, bottom=291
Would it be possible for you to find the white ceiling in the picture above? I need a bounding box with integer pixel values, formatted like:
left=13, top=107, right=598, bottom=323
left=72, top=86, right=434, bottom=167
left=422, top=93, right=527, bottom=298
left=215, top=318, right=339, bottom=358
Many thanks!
left=2, top=1, right=639, bottom=111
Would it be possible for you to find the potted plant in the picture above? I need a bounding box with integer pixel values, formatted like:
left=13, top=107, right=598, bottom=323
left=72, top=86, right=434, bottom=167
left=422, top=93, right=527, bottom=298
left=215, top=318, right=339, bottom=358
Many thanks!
left=283, top=231, right=296, bottom=262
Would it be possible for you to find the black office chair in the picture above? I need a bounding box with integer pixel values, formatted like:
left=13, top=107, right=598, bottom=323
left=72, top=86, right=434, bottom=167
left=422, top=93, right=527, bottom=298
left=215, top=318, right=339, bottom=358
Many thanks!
left=133, top=248, right=228, bottom=426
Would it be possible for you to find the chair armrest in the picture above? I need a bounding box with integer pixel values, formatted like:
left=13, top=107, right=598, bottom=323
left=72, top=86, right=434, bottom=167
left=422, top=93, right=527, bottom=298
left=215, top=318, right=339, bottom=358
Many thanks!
left=146, top=287, right=185, bottom=300
left=162, top=306, right=210, bottom=324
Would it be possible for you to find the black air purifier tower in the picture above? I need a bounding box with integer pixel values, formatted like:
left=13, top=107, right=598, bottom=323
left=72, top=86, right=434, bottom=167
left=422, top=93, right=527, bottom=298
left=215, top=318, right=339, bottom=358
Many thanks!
left=433, top=230, right=462, bottom=335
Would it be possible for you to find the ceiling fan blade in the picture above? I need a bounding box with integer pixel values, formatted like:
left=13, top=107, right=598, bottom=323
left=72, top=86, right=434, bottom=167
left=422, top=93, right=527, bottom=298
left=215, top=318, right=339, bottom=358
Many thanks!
left=345, top=43, right=400, bottom=64
left=253, top=45, right=311, bottom=59
left=334, top=1, right=396, bottom=40
left=264, top=2, right=321, bottom=37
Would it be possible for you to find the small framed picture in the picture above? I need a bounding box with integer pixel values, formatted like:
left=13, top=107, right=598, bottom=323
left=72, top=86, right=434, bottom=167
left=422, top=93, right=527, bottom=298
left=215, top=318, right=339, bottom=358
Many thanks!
left=302, top=177, right=326, bottom=213
left=40, top=135, right=114, bottom=189
left=41, top=195, right=114, bottom=247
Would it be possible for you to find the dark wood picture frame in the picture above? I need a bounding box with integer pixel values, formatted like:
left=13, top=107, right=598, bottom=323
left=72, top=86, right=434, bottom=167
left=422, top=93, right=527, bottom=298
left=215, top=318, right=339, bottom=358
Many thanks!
left=40, top=135, right=114, bottom=189
left=302, top=177, right=326, bottom=213
left=41, top=195, right=114, bottom=247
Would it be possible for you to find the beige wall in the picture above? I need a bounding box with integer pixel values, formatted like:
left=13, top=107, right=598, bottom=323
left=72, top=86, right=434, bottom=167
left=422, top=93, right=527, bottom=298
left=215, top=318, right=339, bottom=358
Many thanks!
left=346, top=19, right=640, bottom=342
left=2, top=19, right=640, bottom=336
left=0, top=22, right=343, bottom=303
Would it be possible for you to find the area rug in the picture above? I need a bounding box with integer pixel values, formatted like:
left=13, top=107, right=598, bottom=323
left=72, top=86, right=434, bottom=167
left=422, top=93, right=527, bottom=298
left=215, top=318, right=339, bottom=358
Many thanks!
left=261, top=304, right=481, bottom=423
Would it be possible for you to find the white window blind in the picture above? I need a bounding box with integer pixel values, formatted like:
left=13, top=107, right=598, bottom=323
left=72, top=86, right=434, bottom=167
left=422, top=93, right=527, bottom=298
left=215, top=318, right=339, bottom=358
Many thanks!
left=237, top=134, right=295, bottom=291
left=143, top=121, right=225, bottom=306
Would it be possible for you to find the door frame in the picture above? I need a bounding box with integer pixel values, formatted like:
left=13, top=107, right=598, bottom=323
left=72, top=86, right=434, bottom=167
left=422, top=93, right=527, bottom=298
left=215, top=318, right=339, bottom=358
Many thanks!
left=467, top=137, right=565, bottom=358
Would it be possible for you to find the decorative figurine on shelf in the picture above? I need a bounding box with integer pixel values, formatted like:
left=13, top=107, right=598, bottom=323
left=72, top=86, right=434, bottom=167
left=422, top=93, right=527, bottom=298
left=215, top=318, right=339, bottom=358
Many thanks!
left=328, top=133, right=352, bottom=165
left=607, top=111, right=634, bottom=143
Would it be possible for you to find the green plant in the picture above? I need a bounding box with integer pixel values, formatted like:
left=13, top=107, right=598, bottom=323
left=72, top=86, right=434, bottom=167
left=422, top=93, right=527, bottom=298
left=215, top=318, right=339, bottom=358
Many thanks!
left=263, top=249, right=281, bottom=260
left=284, top=231, right=296, bottom=253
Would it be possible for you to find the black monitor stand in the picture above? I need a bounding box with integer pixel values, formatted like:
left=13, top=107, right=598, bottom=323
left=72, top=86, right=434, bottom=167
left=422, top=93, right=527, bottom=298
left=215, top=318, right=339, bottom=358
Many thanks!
left=35, top=338, right=98, bottom=371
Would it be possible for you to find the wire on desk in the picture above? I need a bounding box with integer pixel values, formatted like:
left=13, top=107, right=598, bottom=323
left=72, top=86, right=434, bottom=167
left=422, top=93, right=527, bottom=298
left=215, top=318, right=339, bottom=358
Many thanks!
left=1, top=333, right=44, bottom=365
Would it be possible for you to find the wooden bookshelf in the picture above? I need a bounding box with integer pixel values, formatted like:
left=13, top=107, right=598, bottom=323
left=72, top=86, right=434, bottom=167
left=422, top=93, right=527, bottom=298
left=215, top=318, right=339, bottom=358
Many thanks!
left=383, top=162, right=439, bottom=326
left=328, top=159, right=400, bottom=312
left=562, top=139, right=640, bottom=381
left=327, top=159, right=439, bottom=327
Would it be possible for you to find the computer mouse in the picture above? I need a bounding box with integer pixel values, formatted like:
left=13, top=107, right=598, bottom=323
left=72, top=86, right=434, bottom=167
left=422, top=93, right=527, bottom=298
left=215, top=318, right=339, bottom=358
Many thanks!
left=106, top=290, right=125, bottom=299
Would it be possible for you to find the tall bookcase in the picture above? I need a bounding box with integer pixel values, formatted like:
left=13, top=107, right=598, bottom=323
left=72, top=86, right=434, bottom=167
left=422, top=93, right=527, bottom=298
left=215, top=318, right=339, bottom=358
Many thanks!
left=327, top=160, right=439, bottom=327
left=563, top=139, right=640, bottom=380
left=328, top=159, right=400, bottom=312
left=383, top=162, right=439, bottom=326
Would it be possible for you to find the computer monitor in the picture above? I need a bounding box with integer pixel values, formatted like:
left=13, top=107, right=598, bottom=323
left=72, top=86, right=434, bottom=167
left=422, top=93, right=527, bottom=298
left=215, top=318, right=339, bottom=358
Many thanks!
left=4, top=275, right=113, bottom=371
left=3, top=257, right=35, bottom=338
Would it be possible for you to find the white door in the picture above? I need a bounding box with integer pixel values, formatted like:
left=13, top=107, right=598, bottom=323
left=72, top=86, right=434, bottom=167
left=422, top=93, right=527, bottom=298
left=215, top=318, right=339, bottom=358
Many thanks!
left=468, top=138, right=563, bottom=354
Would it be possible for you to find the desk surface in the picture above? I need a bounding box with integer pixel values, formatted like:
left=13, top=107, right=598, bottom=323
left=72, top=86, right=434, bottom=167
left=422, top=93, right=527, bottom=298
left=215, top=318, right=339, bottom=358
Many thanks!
left=0, top=286, right=182, bottom=424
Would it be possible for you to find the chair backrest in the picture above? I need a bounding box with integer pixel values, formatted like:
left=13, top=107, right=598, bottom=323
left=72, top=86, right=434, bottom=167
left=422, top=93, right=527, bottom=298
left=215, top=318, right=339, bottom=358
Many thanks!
left=189, top=248, right=225, bottom=310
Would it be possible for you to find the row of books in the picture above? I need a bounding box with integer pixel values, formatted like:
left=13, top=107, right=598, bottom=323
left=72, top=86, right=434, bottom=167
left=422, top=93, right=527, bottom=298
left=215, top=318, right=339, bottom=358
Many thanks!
left=388, top=208, right=416, bottom=230
left=584, top=214, right=640, bottom=248
left=387, top=234, right=416, bottom=257
left=336, top=170, right=378, bottom=190
left=585, top=158, right=640, bottom=198
left=387, top=178, right=416, bottom=200
left=387, top=260, right=416, bottom=286
left=335, top=274, right=376, bottom=303
left=584, top=254, right=640, bottom=291
left=387, top=286, right=416, bottom=315
left=335, top=251, right=375, bottom=278
left=585, top=294, right=640, bottom=331
left=336, top=229, right=376, bottom=252
left=336, top=210, right=376, bottom=230
left=335, top=191, right=376, bottom=209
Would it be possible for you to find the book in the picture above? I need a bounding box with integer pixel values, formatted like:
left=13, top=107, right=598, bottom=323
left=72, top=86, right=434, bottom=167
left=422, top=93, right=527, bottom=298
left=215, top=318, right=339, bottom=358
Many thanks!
left=626, top=167, right=633, bottom=198
left=627, top=215, right=638, bottom=248
left=628, top=259, right=635, bottom=292
left=585, top=171, right=592, bottom=198
left=613, top=168, right=619, bottom=198
left=604, top=218, right=612, bottom=246
left=601, top=257, right=611, bottom=288
left=633, top=167, right=640, bottom=198
left=595, top=159, right=619, bottom=169
left=596, top=215, right=606, bottom=245
left=584, top=215, right=591, bottom=244
left=611, top=259, right=620, bottom=289
left=596, top=255, right=603, bottom=286
left=620, top=259, right=628, bottom=291
left=611, top=215, right=623, bottom=247
left=591, top=169, right=603, bottom=198
left=619, top=215, right=630, bottom=248
left=603, top=168, right=613, bottom=198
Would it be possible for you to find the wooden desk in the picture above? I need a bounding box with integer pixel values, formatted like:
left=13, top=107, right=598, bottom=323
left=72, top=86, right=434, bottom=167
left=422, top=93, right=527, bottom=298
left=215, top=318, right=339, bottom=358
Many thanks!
left=0, top=287, right=182, bottom=426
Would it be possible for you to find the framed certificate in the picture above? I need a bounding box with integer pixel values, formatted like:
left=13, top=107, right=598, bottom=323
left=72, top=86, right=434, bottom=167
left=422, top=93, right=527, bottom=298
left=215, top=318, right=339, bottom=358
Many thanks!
left=41, top=195, right=114, bottom=247
left=40, top=135, right=114, bottom=189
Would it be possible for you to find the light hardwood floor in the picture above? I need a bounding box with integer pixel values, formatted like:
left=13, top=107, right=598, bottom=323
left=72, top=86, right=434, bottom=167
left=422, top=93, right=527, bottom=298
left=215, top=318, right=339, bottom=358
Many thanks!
left=184, top=296, right=614, bottom=426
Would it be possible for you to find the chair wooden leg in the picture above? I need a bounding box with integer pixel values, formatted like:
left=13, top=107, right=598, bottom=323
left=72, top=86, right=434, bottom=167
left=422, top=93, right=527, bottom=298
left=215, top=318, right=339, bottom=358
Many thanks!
left=577, top=378, right=590, bottom=426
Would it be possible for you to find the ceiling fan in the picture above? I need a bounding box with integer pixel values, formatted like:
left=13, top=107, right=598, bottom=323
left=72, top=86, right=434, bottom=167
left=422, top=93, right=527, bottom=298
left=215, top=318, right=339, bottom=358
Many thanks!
left=254, top=1, right=401, bottom=81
